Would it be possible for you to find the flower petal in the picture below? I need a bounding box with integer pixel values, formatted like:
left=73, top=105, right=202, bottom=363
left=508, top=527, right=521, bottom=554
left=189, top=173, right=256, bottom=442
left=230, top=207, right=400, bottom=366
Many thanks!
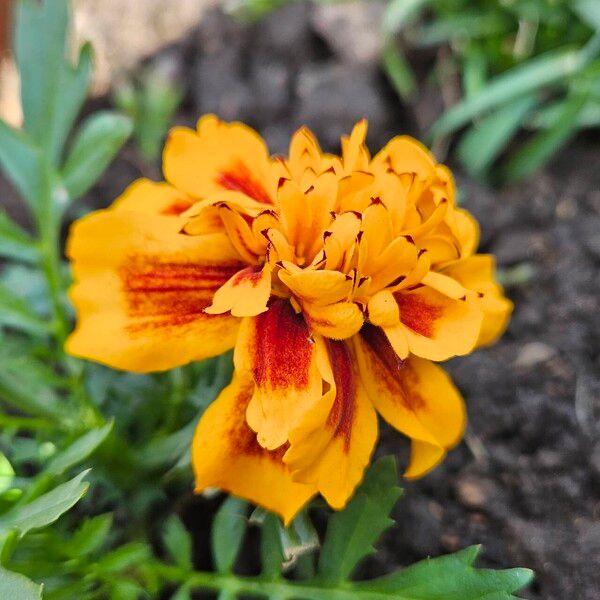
left=66, top=210, right=243, bottom=372
left=206, top=264, right=272, bottom=317
left=303, top=300, right=364, bottom=340
left=113, top=179, right=197, bottom=218
left=163, top=115, right=273, bottom=203
left=278, top=264, right=353, bottom=306
left=192, top=372, right=316, bottom=525
left=285, top=339, right=378, bottom=510
left=396, top=286, right=483, bottom=361
left=236, top=301, right=325, bottom=450
left=354, top=326, right=461, bottom=477
left=442, top=255, right=513, bottom=347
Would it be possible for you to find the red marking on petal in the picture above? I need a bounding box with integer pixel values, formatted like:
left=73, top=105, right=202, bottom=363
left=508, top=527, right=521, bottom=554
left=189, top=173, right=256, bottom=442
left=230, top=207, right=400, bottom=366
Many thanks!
left=217, top=160, right=272, bottom=204
left=253, top=299, right=313, bottom=390
left=228, top=379, right=289, bottom=461
left=160, top=199, right=194, bottom=216
left=395, top=293, right=443, bottom=338
left=360, top=325, right=425, bottom=411
left=326, top=339, right=356, bottom=451
left=231, top=266, right=264, bottom=288
left=121, top=257, right=242, bottom=331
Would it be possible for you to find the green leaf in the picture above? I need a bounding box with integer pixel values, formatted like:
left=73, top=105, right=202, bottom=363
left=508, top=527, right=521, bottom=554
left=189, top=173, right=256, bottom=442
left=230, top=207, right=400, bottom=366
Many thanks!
left=49, top=42, right=94, bottom=166
left=212, top=496, right=248, bottom=573
left=431, top=34, right=600, bottom=139
left=501, top=92, right=588, bottom=182
left=62, top=111, right=133, bottom=200
left=15, top=0, right=92, bottom=164
left=260, top=513, right=285, bottom=579
left=110, top=579, right=145, bottom=600
left=0, top=470, right=89, bottom=538
left=0, top=120, right=51, bottom=212
left=382, top=42, right=417, bottom=101
left=45, top=421, right=114, bottom=476
left=0, top=283, right=48, bottom=336
left=0, top=452, right=15, bottom=494
left=68, top=513, right=113, bottom=557
left=0, top=211, right=37, bottom=264
left=163, top=515, right=193, bottom=571
left=457, top=95, right=539, bottom=178
left=355, top=545, right=534, bottom=599
left=0, top=566, right=42, bottom=600
left=318, top=457, right=402, bottom=583
left=383, top=0, right=431, bottom=35
left=574, top=0, right=600, bottom=31
left=0, top=336, right=67, bottom=420
left=95, top=542, right=151, bottom=574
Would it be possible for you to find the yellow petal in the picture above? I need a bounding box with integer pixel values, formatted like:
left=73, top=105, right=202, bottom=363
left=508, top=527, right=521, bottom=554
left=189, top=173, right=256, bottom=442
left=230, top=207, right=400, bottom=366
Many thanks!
left=66, top=210, right=243, bottom=372
left=113, top=178, right=197, bottom=218
left=372, top=135, right=437, bottom=182
left=396, top=286, right=483, bottom=361
left=163, top=115, right=273, bottom=203
left=285, top=339, right=378, bottom=510
left=341, top=118, right=370, bottom=173
left=235, top=301, right=325, bottom=450
left=354, top=328, right=456, bottom=477
left=442, top=255, right=513, bottom=347
left=303, top=300, right=364, bottom=340
left=278, top=264, right=352, bottom=306
left=206, top=264, right=272, bottom=317
left=192, top=372, right=316, bottom=525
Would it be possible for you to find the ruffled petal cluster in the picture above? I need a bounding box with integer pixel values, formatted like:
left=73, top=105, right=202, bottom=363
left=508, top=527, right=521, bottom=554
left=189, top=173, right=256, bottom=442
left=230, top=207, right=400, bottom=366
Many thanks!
left=67, top=115, right=512, bottom=523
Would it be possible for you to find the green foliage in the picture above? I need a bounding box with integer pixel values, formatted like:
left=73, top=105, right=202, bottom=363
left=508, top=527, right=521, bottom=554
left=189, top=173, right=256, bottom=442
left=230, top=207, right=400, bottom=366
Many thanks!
left=0, top=2, right=533, bottom=598
left=172, top=458, right=532, bottom=599
left=237, top=0, right=599, bottom=183
left=113, top=64, right=183, bottom=162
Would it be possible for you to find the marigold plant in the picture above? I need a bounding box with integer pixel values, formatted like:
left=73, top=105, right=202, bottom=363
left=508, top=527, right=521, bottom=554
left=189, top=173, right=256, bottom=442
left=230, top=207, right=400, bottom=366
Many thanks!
left=67, top=115, right=512, bottom=523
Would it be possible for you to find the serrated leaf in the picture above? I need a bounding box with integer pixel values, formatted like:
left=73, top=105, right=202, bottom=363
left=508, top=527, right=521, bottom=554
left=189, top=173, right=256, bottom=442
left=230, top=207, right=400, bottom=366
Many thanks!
left=457, top=95, right=539, bottom=178
left=45, top=421, right=113, bottom=476
left=0, top=565, right=42, bottom=600
left=163, top=515, right=193, bottom=571
left=318, top=457, right=402, bottom=583
left=0, top=211, right=37, bottom=264
left=110, top=579, right=145, bottom=600
left=431, top=34, right=600, bottom=139
left=68, top=513, right=113, bottom=557
left=0, top=120, right=51, bottom=211
left=212, top=496, right=248, bottom=573
left=354, top=545, right=534, bottom=599
left=0, top=470, right=89, bottom=538
left=62, top=111, right=133, bottom=200
left=0, top=283, right=48, bottom=336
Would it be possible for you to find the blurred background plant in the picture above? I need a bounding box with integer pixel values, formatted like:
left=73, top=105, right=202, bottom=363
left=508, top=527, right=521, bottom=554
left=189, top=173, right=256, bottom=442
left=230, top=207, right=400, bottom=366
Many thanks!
left=235, top=0, right=600, bottom=184
left=0, top=1, right=536, bottom=598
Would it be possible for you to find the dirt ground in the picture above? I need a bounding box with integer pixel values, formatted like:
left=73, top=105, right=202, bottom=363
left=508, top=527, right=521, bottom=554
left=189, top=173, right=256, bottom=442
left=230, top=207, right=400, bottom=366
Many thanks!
left=2, top=4, right=599, bottom=599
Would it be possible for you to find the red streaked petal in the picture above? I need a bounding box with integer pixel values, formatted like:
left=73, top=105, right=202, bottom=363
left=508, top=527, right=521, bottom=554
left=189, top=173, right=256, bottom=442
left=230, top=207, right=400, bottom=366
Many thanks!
left=236, top=300, right=325, bottom=450
left=192, top=372, right=316, bottom=525
left=285, top=338, right=378, bottom=510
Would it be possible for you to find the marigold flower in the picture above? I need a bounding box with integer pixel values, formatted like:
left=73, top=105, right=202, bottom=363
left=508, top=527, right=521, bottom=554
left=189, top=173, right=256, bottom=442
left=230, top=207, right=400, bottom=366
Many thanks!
left=66, top=115, right=512, bottom=524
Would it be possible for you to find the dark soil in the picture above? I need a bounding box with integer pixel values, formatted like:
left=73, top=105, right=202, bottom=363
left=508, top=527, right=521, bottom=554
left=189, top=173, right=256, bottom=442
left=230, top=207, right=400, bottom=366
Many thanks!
left=3, top=4, right=599, bottom=599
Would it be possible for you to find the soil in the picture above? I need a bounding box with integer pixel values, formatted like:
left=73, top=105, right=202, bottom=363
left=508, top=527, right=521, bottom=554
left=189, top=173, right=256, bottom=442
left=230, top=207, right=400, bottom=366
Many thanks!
left=2, top=4, right=599, bottom=599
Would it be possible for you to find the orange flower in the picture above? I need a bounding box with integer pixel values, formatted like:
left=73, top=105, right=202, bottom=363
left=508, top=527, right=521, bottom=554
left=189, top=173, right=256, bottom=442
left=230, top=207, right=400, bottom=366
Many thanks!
left=67, top=115, right=512, bottom=524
